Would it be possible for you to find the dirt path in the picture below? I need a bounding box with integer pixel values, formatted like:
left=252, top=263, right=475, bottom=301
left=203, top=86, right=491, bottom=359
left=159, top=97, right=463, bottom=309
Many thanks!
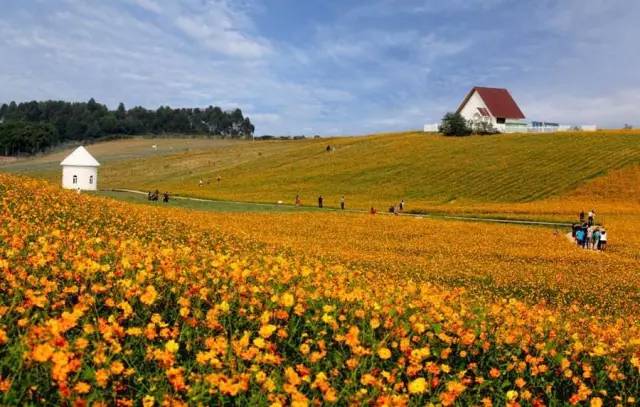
left=106, top=188, right=574, bottom=228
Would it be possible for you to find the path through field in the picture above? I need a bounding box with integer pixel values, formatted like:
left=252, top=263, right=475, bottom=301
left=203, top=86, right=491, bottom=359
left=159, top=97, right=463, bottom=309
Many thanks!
left=103, top=188, right=574, bottom=228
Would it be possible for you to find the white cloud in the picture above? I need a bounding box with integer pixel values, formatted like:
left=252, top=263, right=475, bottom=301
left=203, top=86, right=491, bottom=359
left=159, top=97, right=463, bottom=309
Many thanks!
left=174, top=14, right=270, bottom=59
left=130, top=0, right=162, bottom=14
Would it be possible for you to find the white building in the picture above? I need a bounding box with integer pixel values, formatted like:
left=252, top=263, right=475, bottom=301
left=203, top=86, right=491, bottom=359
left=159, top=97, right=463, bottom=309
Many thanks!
left=60, top=146, right=100, bottom=191
left=423, top=123, right=439, bottom=132
left=457, top=87, right=527, bottom=133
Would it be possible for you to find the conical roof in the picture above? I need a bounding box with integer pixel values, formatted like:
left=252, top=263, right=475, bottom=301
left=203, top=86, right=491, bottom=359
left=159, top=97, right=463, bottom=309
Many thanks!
left=60, top=146, right=100, bottom=167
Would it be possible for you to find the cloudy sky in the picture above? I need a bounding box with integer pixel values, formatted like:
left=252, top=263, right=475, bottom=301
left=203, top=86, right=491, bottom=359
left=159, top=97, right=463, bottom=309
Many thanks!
left=1, top=0, right=639, bottom=135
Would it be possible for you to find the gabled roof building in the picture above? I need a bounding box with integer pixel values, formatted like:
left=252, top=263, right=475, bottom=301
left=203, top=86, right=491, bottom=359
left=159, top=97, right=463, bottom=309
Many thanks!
left=457, top=87, right=527, bottom=133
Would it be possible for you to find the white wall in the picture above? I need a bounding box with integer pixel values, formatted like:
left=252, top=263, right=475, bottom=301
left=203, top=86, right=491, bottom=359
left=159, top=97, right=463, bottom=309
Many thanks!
left=423, top=123, right=439, bottom=132
left=62, top=165, right=98, bottom=191
left=459, top=90, right=496, bottom=126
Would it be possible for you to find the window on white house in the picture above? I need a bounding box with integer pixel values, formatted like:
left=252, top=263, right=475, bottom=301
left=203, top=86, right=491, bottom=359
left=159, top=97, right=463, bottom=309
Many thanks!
left=496, top=118, right=506, bottom=124
left=73, top=175, right=78, bottom=184
left=89, top=175, right=94, bottom=184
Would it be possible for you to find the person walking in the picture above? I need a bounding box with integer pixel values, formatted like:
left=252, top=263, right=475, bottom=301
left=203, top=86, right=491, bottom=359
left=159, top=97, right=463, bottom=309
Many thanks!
left=295, top=194, right=301, bottom=206
left=579, top=210, right=585, bottom=223
left=588, top=209, right=595, bottom=226
left=340, top=195, right=345, bottom=210
left=318, top=195, right=323, bottom=208
left=599, top=229, right=607, bottom=251
left=163, top=192, right=169, bottom=203
left=399, top=199, right=405, bottom=211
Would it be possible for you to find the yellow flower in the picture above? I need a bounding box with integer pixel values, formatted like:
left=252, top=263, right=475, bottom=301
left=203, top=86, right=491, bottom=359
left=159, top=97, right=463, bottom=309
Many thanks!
left=590, top=398, right=603, bottom=407
left=299, top=343, right=310, bottom=355
left=259, top=324, right=277, bottom=338
left=408, top=377, right=427, bottom=394
left=140, top=285, right=158, bottom=305
left=370, top=318, right=381, bottom=329
left=506, top=390, right=518, bottom=401
left=143, top=395, right=155, bottom=407
left=281, top=293, right=295, bottom=307
left=218, top=301, right=230, bottom=313
left=253, top=337, right=266, bottom=348
left=165, top=340, right=179, bottom=353
left=377, top=347, right=392, bottom=360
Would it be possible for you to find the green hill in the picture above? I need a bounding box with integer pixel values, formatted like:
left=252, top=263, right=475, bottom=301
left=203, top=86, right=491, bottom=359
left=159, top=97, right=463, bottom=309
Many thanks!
left=2, top=131, right=640, bottom=209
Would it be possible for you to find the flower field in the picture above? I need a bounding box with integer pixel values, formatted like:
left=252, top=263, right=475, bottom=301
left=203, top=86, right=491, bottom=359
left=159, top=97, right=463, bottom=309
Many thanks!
left=2, top=173, right=640, bottom=406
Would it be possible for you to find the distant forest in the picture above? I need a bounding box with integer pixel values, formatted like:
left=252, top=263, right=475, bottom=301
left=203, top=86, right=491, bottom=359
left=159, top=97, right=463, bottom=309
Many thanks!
left=0, top=99, right=255, bottom=156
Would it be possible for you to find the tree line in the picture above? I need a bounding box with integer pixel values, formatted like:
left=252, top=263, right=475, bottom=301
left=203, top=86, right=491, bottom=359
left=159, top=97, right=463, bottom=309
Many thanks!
left=0, top=99, right=255, bottom=156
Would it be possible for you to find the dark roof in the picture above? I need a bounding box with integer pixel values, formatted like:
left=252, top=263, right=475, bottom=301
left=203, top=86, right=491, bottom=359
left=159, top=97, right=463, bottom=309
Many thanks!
left=457, top=87, right=525, bottom=119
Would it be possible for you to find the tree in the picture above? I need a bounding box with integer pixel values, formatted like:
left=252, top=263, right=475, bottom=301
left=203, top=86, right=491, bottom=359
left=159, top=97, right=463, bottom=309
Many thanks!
left=0, top=98, right=255, bottom=155
left=440, top=112, right=471, bottom=136
left=115, top=103, right=126, bottom=120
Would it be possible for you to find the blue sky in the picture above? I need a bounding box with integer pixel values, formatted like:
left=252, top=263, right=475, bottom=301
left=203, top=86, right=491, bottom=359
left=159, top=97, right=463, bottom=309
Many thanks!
left=1, top=0, right=639, bottom=135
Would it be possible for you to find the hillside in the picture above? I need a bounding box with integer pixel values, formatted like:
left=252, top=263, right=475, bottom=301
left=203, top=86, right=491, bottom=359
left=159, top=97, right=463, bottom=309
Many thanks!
left=3, top=131, right=640, bottom=211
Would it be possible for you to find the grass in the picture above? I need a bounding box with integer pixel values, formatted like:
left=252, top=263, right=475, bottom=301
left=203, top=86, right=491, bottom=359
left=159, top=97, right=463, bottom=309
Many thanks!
left=3, top=130, right=640, bottom=212
left=96, top=190, right=321, bottom=213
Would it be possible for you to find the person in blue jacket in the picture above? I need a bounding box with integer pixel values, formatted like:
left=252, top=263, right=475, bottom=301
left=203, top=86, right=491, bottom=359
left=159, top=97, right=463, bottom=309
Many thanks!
left=575, top=228, right=585, bottom=247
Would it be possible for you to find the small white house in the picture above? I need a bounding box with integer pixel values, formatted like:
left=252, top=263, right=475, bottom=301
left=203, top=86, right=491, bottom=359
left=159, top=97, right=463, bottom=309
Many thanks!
left=457, top=86, right=527, bottom=133
left=60, top=146, right=100, bottom=191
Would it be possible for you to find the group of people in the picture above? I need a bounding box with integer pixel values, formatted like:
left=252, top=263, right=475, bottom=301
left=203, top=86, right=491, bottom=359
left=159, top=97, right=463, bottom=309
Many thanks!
left=293, top=194, right=345, bottom=209
left=572, top=209, right=608, bottom=251
left=309, top=195, right=346, bottom=210
left=198, top=176, right=222, bottom=187
left=387, top=200, right=405, bottom=215
left=294, top=194, right=405, bottom=213
left=148, top=189, right=170, bottom=203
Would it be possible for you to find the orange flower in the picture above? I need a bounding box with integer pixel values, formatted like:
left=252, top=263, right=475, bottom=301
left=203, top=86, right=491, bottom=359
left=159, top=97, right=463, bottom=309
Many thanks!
left=140, top=285, right=158, bottom=305
left=74, top=381, right=91, bottom=394
left=110, top=361, right=125, bottom=375
left=32, top=343, right=55, bottom=363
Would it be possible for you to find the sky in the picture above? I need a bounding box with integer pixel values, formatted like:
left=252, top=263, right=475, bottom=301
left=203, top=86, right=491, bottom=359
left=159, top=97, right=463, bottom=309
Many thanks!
left=1, top=0, right=639, bottom=135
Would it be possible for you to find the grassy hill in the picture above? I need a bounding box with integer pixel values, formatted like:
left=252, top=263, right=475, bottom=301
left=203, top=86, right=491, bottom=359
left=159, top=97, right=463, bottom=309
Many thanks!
left=2, top=131, right=640, bottom=210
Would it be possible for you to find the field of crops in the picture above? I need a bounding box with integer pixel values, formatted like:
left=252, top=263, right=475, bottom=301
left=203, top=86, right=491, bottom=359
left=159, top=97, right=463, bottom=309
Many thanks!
left=2, top=173, right=640, bottom=405
left=3, top=131, right=640, bottom=212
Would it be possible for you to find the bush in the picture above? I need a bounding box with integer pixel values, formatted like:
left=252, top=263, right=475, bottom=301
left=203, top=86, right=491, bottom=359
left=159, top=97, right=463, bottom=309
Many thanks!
left=440, top=112, right=471, bottom=136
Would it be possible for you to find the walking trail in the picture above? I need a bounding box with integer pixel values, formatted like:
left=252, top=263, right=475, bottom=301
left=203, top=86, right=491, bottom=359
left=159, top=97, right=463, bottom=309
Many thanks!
left=106, top=188, right=574, bottom=229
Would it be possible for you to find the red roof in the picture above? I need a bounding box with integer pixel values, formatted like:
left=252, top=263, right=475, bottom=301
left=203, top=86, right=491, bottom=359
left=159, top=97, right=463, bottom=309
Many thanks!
left=457, top=87, right=525, bottom=119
